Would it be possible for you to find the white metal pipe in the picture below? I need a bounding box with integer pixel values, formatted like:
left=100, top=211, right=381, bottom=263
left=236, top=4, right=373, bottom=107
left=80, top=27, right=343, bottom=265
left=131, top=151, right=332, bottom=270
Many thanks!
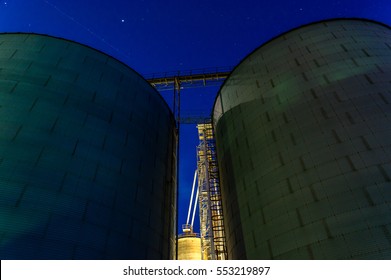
left=186, top=169, right=198, bottom=225
left=191, top=182, right=199, bottom=227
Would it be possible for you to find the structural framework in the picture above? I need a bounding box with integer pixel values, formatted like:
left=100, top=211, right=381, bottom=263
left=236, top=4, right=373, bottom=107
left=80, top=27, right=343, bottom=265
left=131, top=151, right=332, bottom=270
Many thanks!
left=147, top=68, right=230, bottom=260
left=197, top=123, right=227, bottom=260
left=146, top=67, right=232, bottom=127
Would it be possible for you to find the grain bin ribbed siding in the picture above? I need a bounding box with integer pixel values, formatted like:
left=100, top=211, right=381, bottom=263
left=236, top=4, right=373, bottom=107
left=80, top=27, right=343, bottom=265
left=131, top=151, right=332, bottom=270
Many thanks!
left=213, top=19, right=391, bottom=260
left=0, top=33, right=176, bottom=259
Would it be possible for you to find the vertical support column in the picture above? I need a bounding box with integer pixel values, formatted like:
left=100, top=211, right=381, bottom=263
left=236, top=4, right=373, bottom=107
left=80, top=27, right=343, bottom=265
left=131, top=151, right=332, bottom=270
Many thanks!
left=173, top=76, right=181, bottom=129
left=197, top=125, right=213, bottom=259
left=197, top=123, right=228, bottom=260
left=173, top=77, right=181, bottom=260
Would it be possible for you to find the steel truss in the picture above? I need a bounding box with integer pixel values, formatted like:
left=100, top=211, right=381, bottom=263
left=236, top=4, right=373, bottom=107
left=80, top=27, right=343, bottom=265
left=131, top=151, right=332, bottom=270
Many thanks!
left=197, top=123, right=227, bottom=260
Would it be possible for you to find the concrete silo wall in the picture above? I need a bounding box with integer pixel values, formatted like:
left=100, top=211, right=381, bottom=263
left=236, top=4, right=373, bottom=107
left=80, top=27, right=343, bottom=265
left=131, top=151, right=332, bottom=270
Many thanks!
left=0, top=33, right=176, bottom=259
left=213, top=19, right=391, bottom=259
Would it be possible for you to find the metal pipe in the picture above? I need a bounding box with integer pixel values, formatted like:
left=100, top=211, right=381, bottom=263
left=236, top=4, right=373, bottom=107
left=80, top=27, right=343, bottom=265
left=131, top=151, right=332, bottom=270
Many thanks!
left=186, top=170, right=198, bottom=225
left=191, top=181, right=199, bottom=227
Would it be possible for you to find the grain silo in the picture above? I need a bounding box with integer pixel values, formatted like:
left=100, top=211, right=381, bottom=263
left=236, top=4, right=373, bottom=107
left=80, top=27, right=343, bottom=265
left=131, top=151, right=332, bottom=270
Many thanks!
left=213, top=19, right=391, bottom=259
left=0, top=33, right=176, bottom=259
left=177, top=226, right=202, bottom=260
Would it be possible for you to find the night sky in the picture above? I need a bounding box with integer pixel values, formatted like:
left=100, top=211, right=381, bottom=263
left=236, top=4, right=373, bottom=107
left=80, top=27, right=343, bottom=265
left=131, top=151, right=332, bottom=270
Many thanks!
left=1, top=0, right=391, bottom=234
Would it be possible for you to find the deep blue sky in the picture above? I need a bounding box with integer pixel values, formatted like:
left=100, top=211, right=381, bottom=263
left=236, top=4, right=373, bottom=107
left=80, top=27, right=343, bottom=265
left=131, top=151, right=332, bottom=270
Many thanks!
left=1, top=0, right=391, bottom=234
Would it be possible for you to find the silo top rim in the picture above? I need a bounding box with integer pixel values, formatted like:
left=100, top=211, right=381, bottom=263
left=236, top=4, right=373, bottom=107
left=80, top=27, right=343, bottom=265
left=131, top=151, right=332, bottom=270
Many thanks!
left=0, top=32, right=175, bottom=120
left=211, top=17, right=391, bottom=126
